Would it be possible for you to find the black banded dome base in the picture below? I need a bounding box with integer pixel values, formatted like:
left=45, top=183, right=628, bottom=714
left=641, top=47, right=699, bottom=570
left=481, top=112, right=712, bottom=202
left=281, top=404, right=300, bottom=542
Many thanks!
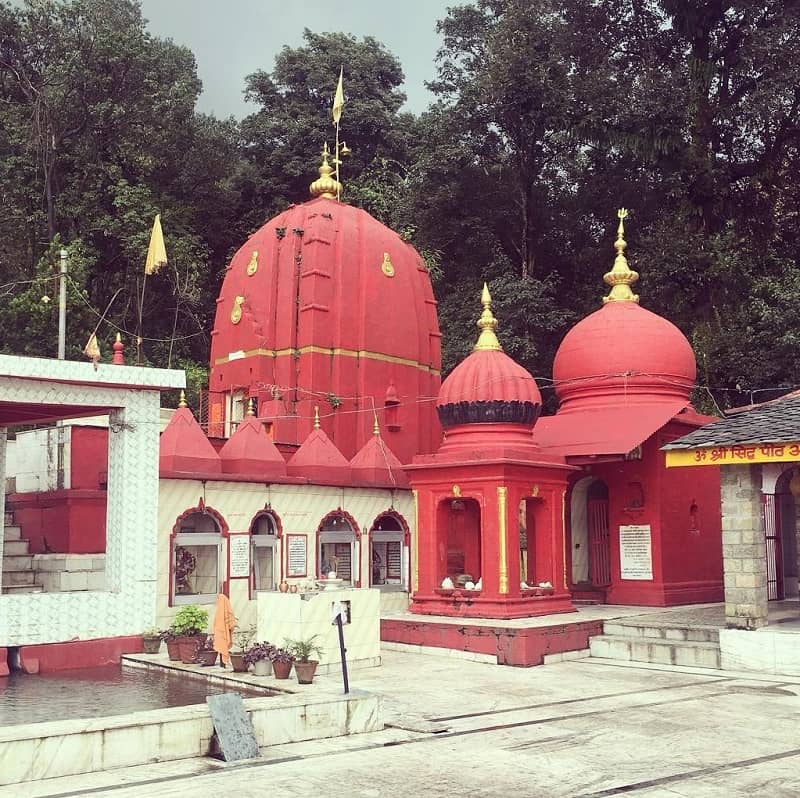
left=437, top=399, right=541, bottom=428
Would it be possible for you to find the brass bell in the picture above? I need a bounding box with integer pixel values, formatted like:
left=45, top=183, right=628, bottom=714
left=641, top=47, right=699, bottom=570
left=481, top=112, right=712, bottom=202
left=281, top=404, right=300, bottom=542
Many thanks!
left=339, top=141, right=351, bottom=157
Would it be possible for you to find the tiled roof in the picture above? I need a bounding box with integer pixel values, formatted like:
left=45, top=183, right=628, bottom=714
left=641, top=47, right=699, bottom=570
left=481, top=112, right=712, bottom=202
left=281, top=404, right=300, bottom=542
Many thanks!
left=662, top=394, right=800, bottom=449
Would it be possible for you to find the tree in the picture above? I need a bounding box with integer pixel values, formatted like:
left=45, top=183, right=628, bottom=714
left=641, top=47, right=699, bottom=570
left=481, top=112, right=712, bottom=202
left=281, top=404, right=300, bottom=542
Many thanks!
left=239, top=29, right=412, bottom=226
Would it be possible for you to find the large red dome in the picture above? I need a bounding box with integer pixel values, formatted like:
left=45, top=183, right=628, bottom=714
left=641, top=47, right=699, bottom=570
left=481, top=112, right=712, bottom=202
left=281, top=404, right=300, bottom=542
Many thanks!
left=208, top=161, right=441, bottom=463
left=552, top=300, right=696, bottom=412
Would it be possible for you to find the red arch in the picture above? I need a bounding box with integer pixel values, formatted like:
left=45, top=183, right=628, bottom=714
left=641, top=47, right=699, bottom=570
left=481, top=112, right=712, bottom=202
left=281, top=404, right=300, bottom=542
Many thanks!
left=316, top=508, right=361, bottom=586
left=169, top=499, right=229, bottom=604
left=249, top=509, right=284, bottom=539
left=171, top=499, right=229, bottom=537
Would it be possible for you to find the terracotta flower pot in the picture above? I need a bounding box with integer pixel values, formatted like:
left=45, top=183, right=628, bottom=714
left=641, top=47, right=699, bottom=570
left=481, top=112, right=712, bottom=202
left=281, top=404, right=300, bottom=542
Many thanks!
left=165, top=639, right=182, bottom=661
left=229, top=652, right=249, bottom=673
left=142, top=635, right=161, bottom=655
left=294, top=660, right=318, bottom=684
left=197, top=648, right=219, bottom=666
left=273, top=659, right=293, bottom=679
left=278, top=581, right=289, bottom=593
left=178, top=635, right=205, bottom=664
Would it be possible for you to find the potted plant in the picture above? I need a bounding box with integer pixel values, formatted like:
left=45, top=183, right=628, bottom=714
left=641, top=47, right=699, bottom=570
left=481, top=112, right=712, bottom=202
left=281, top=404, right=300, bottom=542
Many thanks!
left=271, top=647, right=295, bottom=680
left=172, top=605, right=209, bottom=664
left=229, top=624, right=255, bottom=673
left=244, top=641, right=276, bottom=677
left=194, top=636, right=219, bottom=667
left=142, top=627, right=161, bottom=655
left=284, top=635, right=324, bottom=684
left=160, top=628, right=181, bottom=661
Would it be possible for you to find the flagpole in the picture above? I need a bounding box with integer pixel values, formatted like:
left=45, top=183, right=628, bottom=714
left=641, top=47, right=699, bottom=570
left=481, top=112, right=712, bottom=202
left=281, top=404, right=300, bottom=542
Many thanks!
left=137, top=273, right=147, bottom=365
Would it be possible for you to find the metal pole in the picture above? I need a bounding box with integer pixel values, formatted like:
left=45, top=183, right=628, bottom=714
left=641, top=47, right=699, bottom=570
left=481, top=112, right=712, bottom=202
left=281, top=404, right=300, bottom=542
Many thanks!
left=58, top=248, right=67, bottom=359
left=335, top=613, right=349, bottom=694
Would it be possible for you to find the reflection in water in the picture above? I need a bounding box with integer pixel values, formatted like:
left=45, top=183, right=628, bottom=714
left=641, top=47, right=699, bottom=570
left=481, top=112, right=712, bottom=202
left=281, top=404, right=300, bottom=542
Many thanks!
left=0, top=665, right=268, bottom=726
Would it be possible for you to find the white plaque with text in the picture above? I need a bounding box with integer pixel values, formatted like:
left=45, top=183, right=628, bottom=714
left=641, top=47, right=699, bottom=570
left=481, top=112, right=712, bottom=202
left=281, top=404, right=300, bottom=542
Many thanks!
left=619, top=524, right=653, bottom=580
left=287, top=534, right=307, bottom=577
left=229, top=535, right=250, bottom=579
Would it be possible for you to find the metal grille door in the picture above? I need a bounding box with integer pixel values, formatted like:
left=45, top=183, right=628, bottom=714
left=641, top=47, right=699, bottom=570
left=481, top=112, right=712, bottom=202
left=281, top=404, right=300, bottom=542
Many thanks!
left=763, top=493, right=784, bottom=601
left=588, top=499, right=611, bottom=587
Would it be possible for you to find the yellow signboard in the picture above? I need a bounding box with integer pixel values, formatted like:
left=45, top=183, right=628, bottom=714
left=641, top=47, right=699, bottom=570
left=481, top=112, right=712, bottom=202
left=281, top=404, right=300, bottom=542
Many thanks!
left=665, top=442, right=800, bottom=467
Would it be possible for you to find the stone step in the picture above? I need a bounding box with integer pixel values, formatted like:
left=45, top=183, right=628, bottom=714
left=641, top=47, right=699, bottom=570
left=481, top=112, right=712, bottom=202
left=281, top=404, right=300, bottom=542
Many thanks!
left=603, top=621, right=719, bottom=644
left=2, top=540, right=29, bottom=556
left=2, top=554, right=32, bottom=570
left=2, top=525, right=21, bottom=542
left=589, top=634, right=721, bottom=669
left=1, top=569, right=36, bottom=586
left=2, top=583, right=44, bottom=594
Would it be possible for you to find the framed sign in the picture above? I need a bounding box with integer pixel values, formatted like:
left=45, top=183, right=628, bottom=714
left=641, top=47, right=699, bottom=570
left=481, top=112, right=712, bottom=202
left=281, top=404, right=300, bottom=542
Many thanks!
left=619, top=524, right=653, bottom=580
left=228, top=535, right=250, bottom=579
left=286, top=534, right=307, bottom=578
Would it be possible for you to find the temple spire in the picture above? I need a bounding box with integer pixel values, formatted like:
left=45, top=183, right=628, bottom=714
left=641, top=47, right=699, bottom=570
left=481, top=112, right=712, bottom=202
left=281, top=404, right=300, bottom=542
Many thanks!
left=247, top=398, right=256, bottom=417
left=602, top=208, right=640, bottom=303
left=473, top=283, right=502, bottom=352
left=178, top=389, right=187, bottom=408
left=309, top=142, right=342, bottom=199
left=373, top=412, right=380, bottom=436
left=313, top=406, right=321, bottom=430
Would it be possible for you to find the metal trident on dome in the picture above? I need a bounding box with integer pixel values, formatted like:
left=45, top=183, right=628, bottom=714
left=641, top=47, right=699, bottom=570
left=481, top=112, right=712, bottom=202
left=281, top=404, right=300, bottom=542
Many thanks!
left=474, top=283, right=503, bottom=352
left=602, top=208, right=640, bottom=304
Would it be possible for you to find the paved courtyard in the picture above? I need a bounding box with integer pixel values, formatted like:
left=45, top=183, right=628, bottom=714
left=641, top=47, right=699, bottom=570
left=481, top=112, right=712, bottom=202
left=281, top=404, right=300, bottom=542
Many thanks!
left=5, top=644, right=800, bottom=798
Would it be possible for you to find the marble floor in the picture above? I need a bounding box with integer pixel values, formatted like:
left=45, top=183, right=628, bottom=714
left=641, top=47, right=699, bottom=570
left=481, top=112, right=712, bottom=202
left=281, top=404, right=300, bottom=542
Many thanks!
left=7, top=647, right=800, bottom=798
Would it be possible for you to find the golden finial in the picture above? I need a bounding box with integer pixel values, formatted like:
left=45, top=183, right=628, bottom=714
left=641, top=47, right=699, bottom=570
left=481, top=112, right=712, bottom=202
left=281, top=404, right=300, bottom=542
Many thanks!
left=178, top=389, right=187, bottom=408
left=602, top=208, right=639, bottom=303
left=309, top=142, right=342, bottom=199
left=373, top=413, right=380, bottom=436
left=247, top=398, right=255, bottom=417
left=473, top=283, right=502, bottom=352
left=313, top=406, right=321, bottom=430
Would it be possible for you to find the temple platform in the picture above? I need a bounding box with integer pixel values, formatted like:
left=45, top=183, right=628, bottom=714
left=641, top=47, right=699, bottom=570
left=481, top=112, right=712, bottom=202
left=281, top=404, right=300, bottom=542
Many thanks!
left=380, top=604, right=701, bottom=667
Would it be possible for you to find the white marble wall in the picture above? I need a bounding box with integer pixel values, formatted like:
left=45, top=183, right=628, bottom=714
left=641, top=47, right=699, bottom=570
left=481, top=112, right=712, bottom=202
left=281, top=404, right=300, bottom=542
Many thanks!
left=257, top=587, right=381, bottom=668
left=0, top=356, right=183, bottom=646
left=0, top=690, right=381, bottom=785
left=720, top=627, right=800, bottom=676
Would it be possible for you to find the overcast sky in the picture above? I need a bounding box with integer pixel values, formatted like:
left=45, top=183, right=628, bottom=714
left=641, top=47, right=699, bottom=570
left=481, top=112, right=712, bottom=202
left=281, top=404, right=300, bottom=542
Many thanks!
left=138, top=0, right=458, bottom=119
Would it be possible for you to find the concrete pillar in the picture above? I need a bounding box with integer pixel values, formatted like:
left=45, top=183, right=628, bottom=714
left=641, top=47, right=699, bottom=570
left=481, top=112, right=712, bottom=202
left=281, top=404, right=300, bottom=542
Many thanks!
left=721, top=464, right=768, bottom=629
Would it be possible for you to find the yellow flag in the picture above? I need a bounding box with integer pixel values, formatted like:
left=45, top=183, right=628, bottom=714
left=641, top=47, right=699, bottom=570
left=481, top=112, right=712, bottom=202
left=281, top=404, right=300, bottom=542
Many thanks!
left=332, top=67, right=344, bottom=125
left=83, top=332, right=101, bottom=367
left=144, top=214, right=167, bottom=275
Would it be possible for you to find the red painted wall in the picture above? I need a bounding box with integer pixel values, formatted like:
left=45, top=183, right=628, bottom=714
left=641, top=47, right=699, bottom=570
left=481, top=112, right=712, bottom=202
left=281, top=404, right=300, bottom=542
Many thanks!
left=9, top=490, right=106, bottom=553
left=69, top=427, right=108, bottom=489
left=573, top=421, right=722, bottom=605
left=18, top=636, right=143, bottom=673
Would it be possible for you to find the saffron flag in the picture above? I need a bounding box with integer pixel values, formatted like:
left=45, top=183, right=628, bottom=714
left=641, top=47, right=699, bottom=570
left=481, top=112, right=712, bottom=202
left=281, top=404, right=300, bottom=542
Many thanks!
left=332, top=67, right=344, bottom=125
left=144, top=214, right=167, bottom=275
left=83, top=332, right=101, bottom=368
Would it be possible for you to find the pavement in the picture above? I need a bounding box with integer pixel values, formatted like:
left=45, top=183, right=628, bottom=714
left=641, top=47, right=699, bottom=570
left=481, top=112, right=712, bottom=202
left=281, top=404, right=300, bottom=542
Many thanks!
left=5, top=645, right=800, bottom=798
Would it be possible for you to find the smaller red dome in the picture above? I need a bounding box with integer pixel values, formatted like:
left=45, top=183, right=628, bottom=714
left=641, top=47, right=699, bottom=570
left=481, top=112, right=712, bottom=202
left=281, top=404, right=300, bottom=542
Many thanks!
left=553, top=300, right=696, bottom=412
left=436, top=286, right=541, bottom=428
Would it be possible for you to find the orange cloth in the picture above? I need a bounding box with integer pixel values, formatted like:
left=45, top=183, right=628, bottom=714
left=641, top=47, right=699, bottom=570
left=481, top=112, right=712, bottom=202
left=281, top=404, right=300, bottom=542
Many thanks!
left=212, top=594, right=237, bottom=665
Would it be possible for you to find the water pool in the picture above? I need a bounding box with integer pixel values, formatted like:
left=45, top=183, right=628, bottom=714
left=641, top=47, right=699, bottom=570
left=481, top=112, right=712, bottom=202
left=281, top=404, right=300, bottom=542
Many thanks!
left=0, top=665, right=268, bottom=726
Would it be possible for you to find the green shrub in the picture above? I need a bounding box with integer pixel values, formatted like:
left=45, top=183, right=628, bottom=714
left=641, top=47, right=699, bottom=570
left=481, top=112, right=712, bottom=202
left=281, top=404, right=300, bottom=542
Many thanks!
left=172, top=605, right=209, bottom=636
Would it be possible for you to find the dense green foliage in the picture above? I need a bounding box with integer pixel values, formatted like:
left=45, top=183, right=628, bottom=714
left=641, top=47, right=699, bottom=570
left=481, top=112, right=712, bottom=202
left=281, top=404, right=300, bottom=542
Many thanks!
left=2, top=0, right=800, bottom=411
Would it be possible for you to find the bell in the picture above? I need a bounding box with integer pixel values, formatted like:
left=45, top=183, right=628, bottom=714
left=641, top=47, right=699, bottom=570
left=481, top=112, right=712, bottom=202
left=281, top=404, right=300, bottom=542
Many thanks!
left=339, top=141, right=351, bottom=157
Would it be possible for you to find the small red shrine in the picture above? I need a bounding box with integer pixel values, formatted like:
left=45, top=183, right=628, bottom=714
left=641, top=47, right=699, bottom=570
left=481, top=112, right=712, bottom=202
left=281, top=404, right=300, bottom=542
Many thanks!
left=407, top=286, right=577, bottom=619
left=535, top=211, right=723, bottom=605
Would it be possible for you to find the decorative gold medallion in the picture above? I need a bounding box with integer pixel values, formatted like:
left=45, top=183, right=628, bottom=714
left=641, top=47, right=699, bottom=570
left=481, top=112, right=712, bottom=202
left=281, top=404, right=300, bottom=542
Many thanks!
left=230, top=295, right=245, bottom=324
left=452, top=484, right=461, bottom=498
left=381, top=252, right=395, bottom=277
left=246, top=250, right=258, bottom=276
